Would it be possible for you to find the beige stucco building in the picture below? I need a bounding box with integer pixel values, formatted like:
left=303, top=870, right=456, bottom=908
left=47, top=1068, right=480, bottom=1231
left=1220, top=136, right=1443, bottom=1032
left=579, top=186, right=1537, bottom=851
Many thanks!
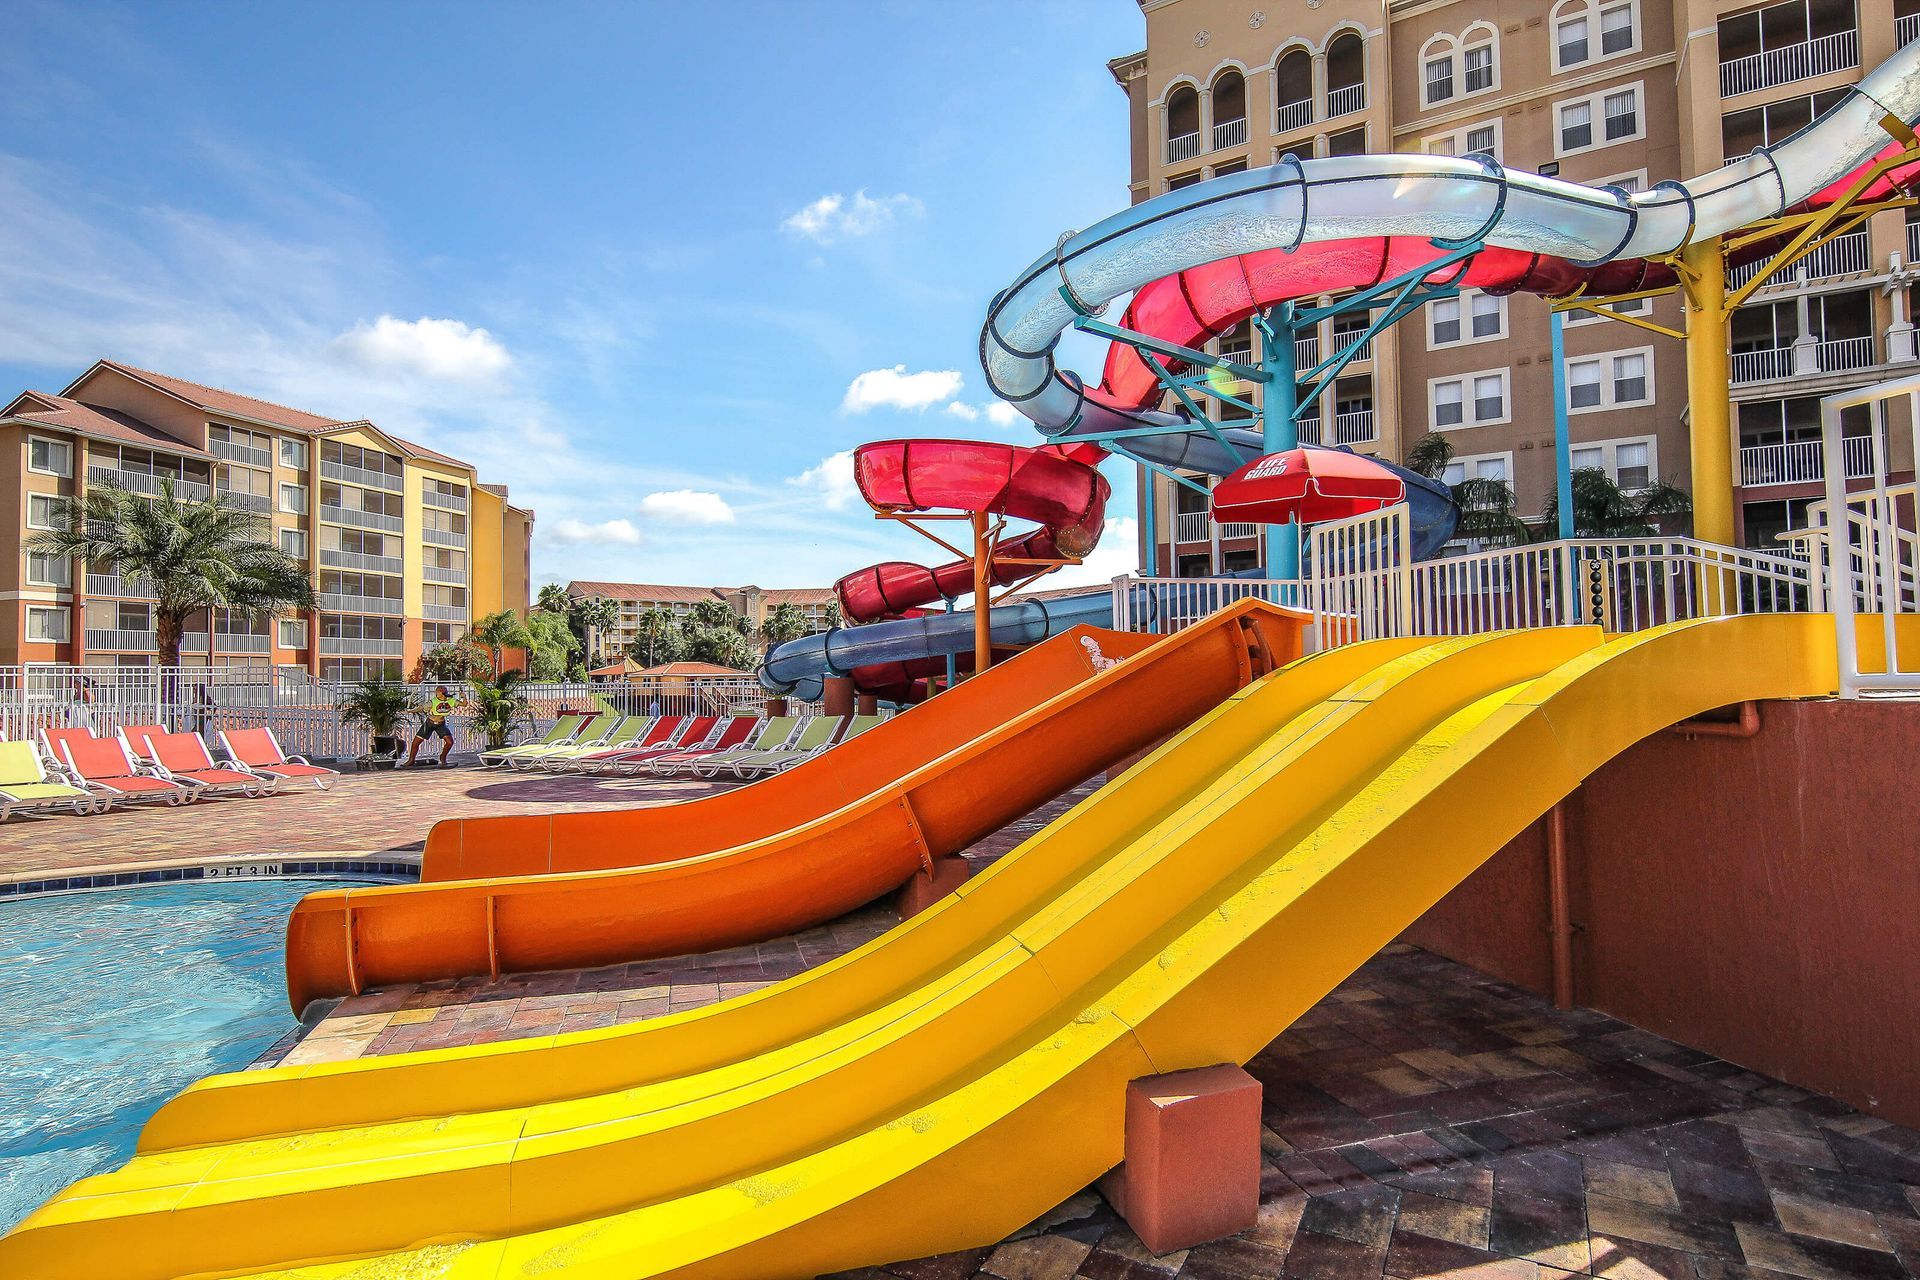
left=2, top=360, right=533, bottom=676
left=567, top=580, right=837, bottom=664
left=1113, top=0, right=1920, bottom=574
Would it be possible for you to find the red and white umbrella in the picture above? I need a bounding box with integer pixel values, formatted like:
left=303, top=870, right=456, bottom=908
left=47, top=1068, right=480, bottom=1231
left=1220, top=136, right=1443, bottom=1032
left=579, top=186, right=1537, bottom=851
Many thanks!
left=1210, top=448, right=1406, bottom=526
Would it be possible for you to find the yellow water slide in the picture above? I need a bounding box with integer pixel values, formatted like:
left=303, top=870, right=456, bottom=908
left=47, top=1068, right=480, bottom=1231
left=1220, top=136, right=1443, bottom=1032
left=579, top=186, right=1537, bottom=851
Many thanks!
left=1, top=616, right=1842, bottom=1280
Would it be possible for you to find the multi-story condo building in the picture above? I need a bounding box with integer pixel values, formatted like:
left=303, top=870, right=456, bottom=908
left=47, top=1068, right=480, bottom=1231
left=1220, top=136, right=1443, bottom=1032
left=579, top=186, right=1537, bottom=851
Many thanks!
left=567, top=581, right=837, bottom=663
left=1111, top=0, right=1918, bottom=575
left=2, top=360, right=534, bottom=677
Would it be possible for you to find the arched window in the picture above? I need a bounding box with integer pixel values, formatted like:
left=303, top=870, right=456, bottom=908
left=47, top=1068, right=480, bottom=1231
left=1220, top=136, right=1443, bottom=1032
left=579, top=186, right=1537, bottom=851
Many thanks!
left=1460, top=24, right=1498, bottom=95
left=1421, top=23, right=1498, bottom=105
left=1211, top=69, right=1247, bottom=150
left=1326, top=32, right=1366, bottom=118
left=1275, top=48, right=1313, bottom=132
left=1551, top=0, right=1639, bottom=72
left=1166, top=84, right=1201, bottom=163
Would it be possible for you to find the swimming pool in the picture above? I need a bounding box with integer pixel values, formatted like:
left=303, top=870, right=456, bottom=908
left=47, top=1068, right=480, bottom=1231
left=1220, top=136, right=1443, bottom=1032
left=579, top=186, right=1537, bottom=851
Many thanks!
left=0, top=879, right=370, bottom=1232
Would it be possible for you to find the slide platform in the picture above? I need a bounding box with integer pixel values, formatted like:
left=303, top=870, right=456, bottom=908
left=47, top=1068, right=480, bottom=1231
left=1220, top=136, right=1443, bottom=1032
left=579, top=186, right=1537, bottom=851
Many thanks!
left=1, top=614, right=1847, bottom=1279
left=281, top=602, right=1307, bottom=1016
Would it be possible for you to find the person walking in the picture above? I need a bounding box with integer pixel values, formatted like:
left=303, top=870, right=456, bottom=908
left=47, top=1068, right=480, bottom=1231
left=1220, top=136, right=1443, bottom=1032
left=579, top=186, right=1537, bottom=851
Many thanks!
left=406, top=685, right=462, bottom=767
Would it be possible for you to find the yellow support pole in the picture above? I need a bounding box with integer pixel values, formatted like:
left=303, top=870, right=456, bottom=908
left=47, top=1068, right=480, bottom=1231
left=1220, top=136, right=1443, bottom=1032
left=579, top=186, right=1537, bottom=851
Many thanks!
left=972, top=510, right=993, bottom=679
left=1681, top=237, right=1736, bottom=549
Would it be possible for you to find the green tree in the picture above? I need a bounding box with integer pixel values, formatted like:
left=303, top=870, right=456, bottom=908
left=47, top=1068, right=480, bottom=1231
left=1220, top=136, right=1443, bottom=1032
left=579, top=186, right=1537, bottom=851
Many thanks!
left=1405, top=433, right=1533, bottom=548
left=677, top=599, right=756, bottom=670
left=686, top=598, right=754, bottom=637
left=625, top=606, right=685, bottom=668
left=524, top=609, right=580, bottom=681
left=1543, top=468, right=1693, bottom=539
left=416, top=637, right=492, bottom=682
left=569, top=595, right=620, bottom=664
left=466, top=669, right=533, bottom=751
left=469, top=609, right=533, bottom=674
left=760, top=601, right=812, bottom=646
left=536, top=583, right=572, bottom=615
left=335, top=678, right=418, bottom=744
left=30, top=479, right=316, bottom=666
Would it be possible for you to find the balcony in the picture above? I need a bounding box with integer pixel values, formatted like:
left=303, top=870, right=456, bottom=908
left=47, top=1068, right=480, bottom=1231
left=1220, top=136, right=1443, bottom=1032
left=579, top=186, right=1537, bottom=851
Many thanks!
left=217, top=489, right=272, bottom=513
left=1902, top=13, right=1920, bottom=45
left=1167, top=131, right=1202, bottom=164
left=1739, top=436, right=1876, bottom=485
left=209, top=438, right=272, bottom=468
left=423, top=486, right=469, bottom=512
left=1174, top=511, right=1260, bottom=544
left=1729, top=228, right=1871, bottom=290
left=87, top=466, right=211, bottom=502
left=319, top=548, right=404, bottom=575
left=1326, top=83, right=1366, bottom=119
left=320, top=503, right=404, bottom=533
left=1211, top=117, right=1247, bottom=151
left=422, top=525, right=467, bottom=547
left=320, top=458, right=404, bottom=493
left=1731, top=335, right=1878, bottom=383
left=1295, top=414, right=1325, bottom=445
left=423, top=563, right=469, bottom=585
left=319, top=636, right=405, bottom=657
left=85, top=572, right=155, bottom=599
left=85, top=628, right=155, bottom=651
left=1293, top=334, right=1320, bottom=368
left=423, top=602, right=469, bottom=622
left=1331, top=327, right=1373, bottom=361
left=1816, top=334, right=1876, bottom=371
left=1719, top=29, right=1858, bottom=98
left=1334, top=409, right=1377, bottom=444
left=1730, top=346, right=1796, bottom=383
left=1276, top=98, right=1312, bottom=133
left=319, top=592, right=404, bottom=616
left=210, top=632, right=272, bottom=654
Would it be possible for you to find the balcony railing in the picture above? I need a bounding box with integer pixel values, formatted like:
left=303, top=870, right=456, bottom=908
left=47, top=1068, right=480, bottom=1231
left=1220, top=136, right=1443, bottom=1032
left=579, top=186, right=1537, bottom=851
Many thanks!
left=319, top=636, right=405, bottom=657
left=1332, top=328, right=1373, bottom=361
left=210, top=632, right=272, bottom=655
left=319, top=548, right=404, bottom=575
left=1719, top=29, right=1859, bottom=98
left=423, top=487, right=469, bottom=512
left=87, top=466, right=212, bottom=501
left=217, top=489, right=272, bottom=513
left=84, top=628, right=155, bottom=651
left=1276, top=98, right=1312, bottom=133
left=1167, top=131, right=1202, bottom=164
left=1173, top=511, right=1261, bottom=545
left=85, top=572, right=154, bottom=599
left=209, top=438, right=272, bottom=468
left=423, top=603, right=469, bottom=622
left=1212, top=117, right=1247, bottom=151
left=1731, top=336, right=1878, bottom=383
left=1294, top=334, right=1320, bottom=367
left=320, top=458, right=404, bottom=493
left=1296, top=414, right=1325, bottom=445
left=1326, top=82, right=1366, bottom=118
left=423, top=563, right=469, bottom=585
left=1730, top=346, right=1797, bottom=383
left=1901, top=13, right=1920, bottom=46
left=319, top=592, right=404, bottom=616
left=422, top=525, right=467, bottom=547
left=1736, top=228, right=1874, bottom=289
left=1739, top=436, right=1876, bottom=485
left=1334, top=409, right=1377, bottom=444
left=320, top=503, right=404, bottom=533
left=1817, top=334, right=1876, bottom=372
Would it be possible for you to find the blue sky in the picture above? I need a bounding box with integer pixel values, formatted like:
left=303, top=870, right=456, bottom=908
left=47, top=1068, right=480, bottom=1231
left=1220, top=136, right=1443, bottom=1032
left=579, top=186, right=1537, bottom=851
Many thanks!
left=0, top=1, right=1145, bottom=593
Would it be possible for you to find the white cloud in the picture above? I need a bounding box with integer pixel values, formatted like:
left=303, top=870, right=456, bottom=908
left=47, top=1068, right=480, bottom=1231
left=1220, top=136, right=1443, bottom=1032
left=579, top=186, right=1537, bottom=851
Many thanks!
left=1039, top=517, right=1139, bottom=591
left=547, top=517, right=641, bottom=545
left=787, top=449, right=862, bottom=511
left=985, top=401, right=1024, bottom=427
left=327, top=315, right=512, bottom=384
left=841, top=364, right=965, bottom=414
left=637, top=489, right=735, bottom=525
left=781, top=190, right=923, bottom=243
left=943, top=401, right=980, bottom=421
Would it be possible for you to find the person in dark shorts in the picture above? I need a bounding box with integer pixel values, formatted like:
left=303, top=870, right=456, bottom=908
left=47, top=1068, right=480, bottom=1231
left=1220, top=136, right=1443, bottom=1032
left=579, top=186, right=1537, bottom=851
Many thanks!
left=407, top=685, right=461, bottom=766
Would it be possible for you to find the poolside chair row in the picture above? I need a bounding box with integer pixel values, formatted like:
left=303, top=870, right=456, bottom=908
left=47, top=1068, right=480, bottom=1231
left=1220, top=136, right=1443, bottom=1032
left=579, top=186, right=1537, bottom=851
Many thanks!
left=480, top=711, right=888, bottom=780
left=0, top=725, right=335, bottom=822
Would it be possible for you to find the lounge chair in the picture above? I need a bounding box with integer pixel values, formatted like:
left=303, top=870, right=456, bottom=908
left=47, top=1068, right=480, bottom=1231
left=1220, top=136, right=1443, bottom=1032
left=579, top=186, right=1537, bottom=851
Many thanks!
left=59, top=735, right=198, bottom=806
left=645, top=716, right=761, bottom=778
left=688, top=715, right=805, bottom=779
left=582, top=716, right=707, bottom=775
left=723, top=714, right=850, bottom=779
left=527, top=716, right=653, bottom=771
left=40, top=727, right=98, bottom=779
left=217, top=727, right=338, bottom=792
left=478, top=713, right=594, bottom=769
left=145, top=731, right=274, bottom=797
left=0, top=741, right=99, bottom=820
left=550, top=716, right=684, bottom=773
left=117, top=724, right=169, bottom=762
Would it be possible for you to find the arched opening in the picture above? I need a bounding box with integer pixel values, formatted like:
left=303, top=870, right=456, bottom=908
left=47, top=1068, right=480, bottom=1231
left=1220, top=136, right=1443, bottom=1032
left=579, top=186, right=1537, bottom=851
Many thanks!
left=1210, top=70, right=1247, bottom=150
left=1166, top=84, right=1201, bottom=163
left=1275, top=49, right=1313, bottom=133
left=1326, top=33, right=1366, bottom=117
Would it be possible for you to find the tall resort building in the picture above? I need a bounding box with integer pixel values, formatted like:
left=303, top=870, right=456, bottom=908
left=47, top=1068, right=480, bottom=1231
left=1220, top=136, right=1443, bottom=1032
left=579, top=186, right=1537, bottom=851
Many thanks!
left=1111, top=0, right=1920, bottom=575
left=2, top=360, right=533, bottom=677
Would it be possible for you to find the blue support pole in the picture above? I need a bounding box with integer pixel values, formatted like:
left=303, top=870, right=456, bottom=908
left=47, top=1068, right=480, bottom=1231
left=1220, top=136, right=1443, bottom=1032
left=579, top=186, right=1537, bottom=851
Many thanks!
left=1259, top=304, right=1301, bottom=580
left=1550, top=308, right=1574, bottom=540
left=1138, top=460, right=1158, bottom=577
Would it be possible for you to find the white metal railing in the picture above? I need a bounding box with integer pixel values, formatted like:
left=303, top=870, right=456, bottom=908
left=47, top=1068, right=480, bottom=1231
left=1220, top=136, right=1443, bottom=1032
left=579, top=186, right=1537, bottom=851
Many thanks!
left=85, top=572, right=154, bottom=599
left=319, top=636, right=405, bottom=657
left=1167, top=131, right=1201, bottom=163
left=1728, top=227, right=1870, bottom=291
left=1333, top=409, right=1376, bottom=444
left=1212, top=117, right=1247, bottom=150
left=212, top=633, right=272, bottom=655
left=319, top=592, right=404, bottom=616
left=423, top=563, right=469, bottom=585
left=320, top=503, right=404, bottom=533
left=320, top=458, right=404, bottom=492
left=87, top=466, right=213, bottom=502
left=319, top=548, right=404, bottom=575
left=1901, top=13, right=1920, bottom=46
left=1326, top=82, right=1365, bottom=117
left=1331, top=328, right=1372, bottom=361
left=1296, top=414, right=1324, bottom=445
left=423, top=603, right=468, bottom=622
left=423, top=526, right=466, bottom=547
left=1817, top=335, right=1876, bottom=373
left=1731, top=346, right=1795, bottom=383
left=1110, top=575, right=1308, bottom=634
left=1222, top=522, right=1257, bottom=540
left=85, top=628, right=157, bottom=651
left=1719, top=29, right=1858, bottom=98
left=218, top=489, right=272, bottom=513
left=1294, top=334, right=1320, bottom=367
left=423, top=487, right=469, bottom=512
left=210, top=438, right=272, bottom=468
left=1175, top=511, right=1208, bottom=544
left=1276, top=98, right=1312, bottom=133
left=1740, top=436, right=1876, bottom=485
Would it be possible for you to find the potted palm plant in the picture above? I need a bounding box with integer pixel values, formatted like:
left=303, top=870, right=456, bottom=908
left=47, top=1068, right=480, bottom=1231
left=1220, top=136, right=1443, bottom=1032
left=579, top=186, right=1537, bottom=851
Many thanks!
left=467, top=669, right=533, bottom=752
left=336, top=679, right=417, bottom=762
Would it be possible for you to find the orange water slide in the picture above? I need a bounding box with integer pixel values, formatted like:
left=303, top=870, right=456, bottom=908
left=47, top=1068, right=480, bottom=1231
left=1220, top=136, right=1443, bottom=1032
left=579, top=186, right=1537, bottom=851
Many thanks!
left=282, top=603, right=1306, bottom=1015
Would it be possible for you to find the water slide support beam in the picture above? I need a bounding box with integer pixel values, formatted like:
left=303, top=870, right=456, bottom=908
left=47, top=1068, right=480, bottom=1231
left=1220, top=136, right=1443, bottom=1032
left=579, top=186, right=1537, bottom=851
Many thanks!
left=1679, top=237, right=1737, bottom=548
left=1550, top=308, right=1575, bottom=542
left=972, top=510, right=993, bottom=678
left=1254, top=307, right=1300, bottom=580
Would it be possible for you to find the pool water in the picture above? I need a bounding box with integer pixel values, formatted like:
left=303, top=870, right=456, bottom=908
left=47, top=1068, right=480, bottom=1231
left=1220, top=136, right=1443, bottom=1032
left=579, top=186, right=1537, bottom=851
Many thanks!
left=0, top=879, right=359, bottom=1232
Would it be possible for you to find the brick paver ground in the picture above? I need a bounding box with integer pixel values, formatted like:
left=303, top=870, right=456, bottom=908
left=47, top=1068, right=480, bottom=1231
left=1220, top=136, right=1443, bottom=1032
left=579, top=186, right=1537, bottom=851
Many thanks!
left=0, top=763, right=732, bottom=874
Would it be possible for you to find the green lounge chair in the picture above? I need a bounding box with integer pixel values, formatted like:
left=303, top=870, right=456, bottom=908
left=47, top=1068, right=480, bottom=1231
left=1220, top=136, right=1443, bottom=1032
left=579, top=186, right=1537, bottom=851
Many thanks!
left=688, top=715, right=803, bottom=779
left=0, top=740, right=99, bottom=820
left=505, top=715, right=634, bottom=771
left=480, top=713, right=594, bottom=769
left=529, top=716, right=657, bottom=770
left=724, top=715, right=850, bottom=779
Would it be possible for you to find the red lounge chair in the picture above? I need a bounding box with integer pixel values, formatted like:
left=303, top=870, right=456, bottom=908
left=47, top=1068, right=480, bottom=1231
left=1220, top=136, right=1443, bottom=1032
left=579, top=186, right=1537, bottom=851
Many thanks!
left=568, top=715, right=700, bottom=774
left=118, top=724, right=169, bottom=762
left=218, top=727, right=337, bottom=792
left=644, top=716, right=759, bottom=778
left=146, top=731, right=275, bottom=797
left=40, top=726, right=99, bottom=777
left=59, top=736, right=197, bottom=806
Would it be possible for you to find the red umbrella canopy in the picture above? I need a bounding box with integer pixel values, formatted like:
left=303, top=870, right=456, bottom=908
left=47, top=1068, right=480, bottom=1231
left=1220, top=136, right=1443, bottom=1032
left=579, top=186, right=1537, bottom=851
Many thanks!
left=1211, top=448, right=1406, bottom=526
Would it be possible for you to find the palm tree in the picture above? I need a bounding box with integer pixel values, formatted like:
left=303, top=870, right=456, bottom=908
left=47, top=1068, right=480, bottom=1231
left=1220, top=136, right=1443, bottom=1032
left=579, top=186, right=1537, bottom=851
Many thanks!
left=627, top=606, right=683, bottom=667
left=470, top=609, right=533, bottom=674
left=535, top=583, right=572, bottom=615
left=466, top=669, right=533, bottom=751
left=760, top=601, right=811, bottom=646
left=1404, top=434, right=1532, bottom=547
left=1543, top=468, right=1692, bottom=538
left=30, top=479, right=315, bottom=666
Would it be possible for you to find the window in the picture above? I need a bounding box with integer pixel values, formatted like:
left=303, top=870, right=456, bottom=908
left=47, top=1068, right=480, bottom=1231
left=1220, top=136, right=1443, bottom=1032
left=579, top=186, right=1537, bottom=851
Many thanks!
left=1470, top=293, right=1503, bottom=338
left=279, top=483, right=308, bottom=514
left=27, top=493, right=59, bottom=529
left=278, top=618, right=306, bottom=649
left=1324, top=126, right=1367, bottom=157
left=1425, top=55, right=1455, bottom=104
left=1569, top=361, right=1604, bottom=408
left=1423, top=119, right=1501, bottom=160
left=1442, top=452, right=1513, bottom=486
left=1430, top=369, right=1511, bottom=429
left=280, top=528, right=307, bottom=559
left=1553, top=0, right=1638, bottom=71
left=1566, top=346, right=1656, bottom=412
left=1615, top=441, right=1651, bottom=489
left=1463, top=43, right=1494, bottom=93
left=1429, top=292, right=1505, bottom=348
left=1421, top=25, right=1497, bottom=106
left=279, top=438, right=308, bottom=470
left=1434, top=382, right=1464, bottom=427
left=1556, top=83, right=1644, bottom=156
left=27, top=552, right=71, bottom=588
left=1571, top=436, right=1659, bottom=491
left=1613, top=351, right=1648, bottom=402
left=1431, top=298, right=1462, bottom=345
left=29, top=436, right=72, bottom=477
left=1473, top=374, right=1505, bottom=422
left=1557, top=13, right=1591, bottom=65
left=27, top=607, right=70, bottom=643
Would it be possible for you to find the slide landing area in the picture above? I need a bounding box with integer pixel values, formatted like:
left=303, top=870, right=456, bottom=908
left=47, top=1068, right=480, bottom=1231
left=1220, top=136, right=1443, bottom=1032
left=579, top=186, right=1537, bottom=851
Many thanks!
left=0, top=613, right=1849, bottom=1279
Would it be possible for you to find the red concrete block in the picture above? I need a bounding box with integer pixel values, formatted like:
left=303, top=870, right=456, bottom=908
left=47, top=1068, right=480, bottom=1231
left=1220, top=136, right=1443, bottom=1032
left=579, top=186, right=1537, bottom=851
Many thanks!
left=893, top=855, right=971, bottom=919
left=1098, top=1064, right=1262, bottom=1255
